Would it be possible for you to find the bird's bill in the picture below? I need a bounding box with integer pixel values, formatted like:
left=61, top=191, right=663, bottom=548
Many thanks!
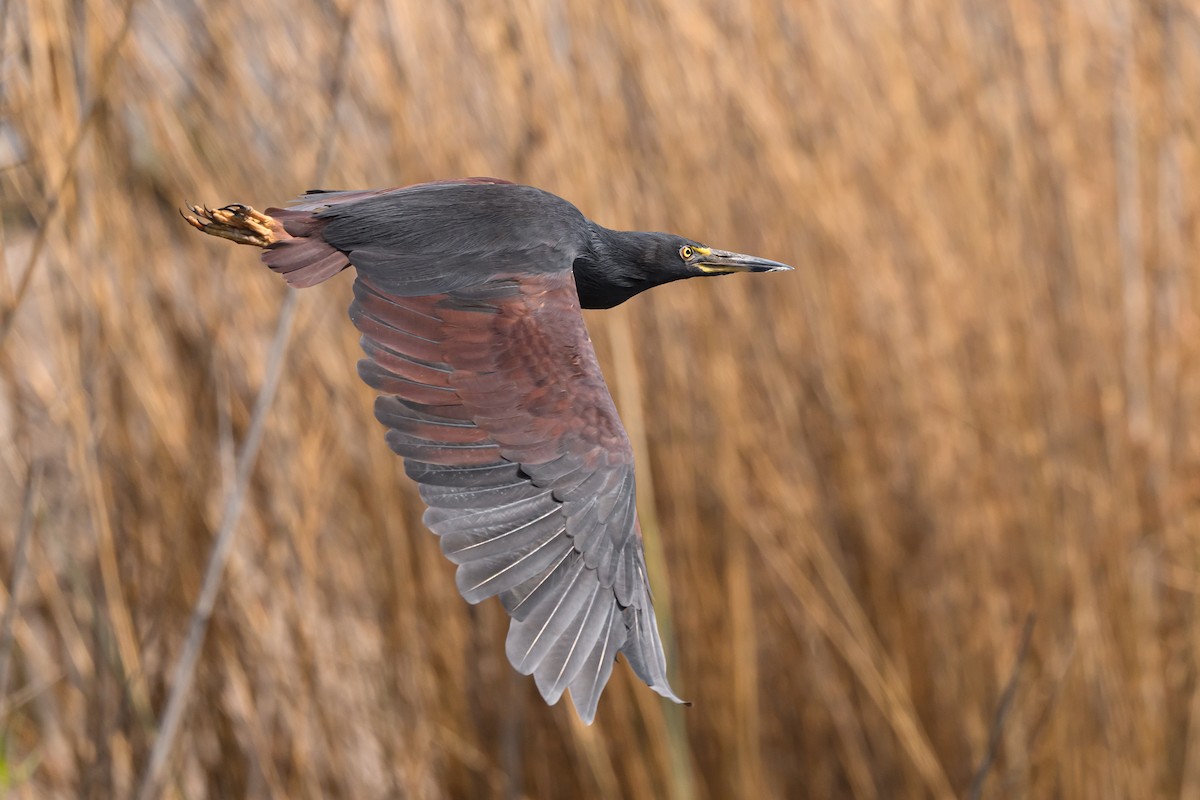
left=695, top=248, right=793, bottom=274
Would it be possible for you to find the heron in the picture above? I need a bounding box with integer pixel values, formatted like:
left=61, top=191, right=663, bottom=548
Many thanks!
left=184, top=177, right=791, bottom=723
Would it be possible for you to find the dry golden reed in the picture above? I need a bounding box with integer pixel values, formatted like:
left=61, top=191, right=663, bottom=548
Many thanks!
left=2, top=0, right=1198, bottom=797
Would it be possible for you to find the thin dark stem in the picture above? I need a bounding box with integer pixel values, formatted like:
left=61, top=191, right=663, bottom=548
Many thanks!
left=969, top=613, right=1036, bottom=800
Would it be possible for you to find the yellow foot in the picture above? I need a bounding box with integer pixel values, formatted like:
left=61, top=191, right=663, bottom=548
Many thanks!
left=181, top=203, right=282, bottom=248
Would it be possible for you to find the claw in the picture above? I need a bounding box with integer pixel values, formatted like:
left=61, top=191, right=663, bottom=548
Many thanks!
left=180, top=201, right=283, bottom=248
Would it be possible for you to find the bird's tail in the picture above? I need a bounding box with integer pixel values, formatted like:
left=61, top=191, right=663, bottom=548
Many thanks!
left=182, top=202, right=350, bottom=288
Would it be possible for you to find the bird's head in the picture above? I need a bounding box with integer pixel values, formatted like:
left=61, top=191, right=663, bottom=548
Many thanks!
left=577, top=228, right=792, bottom=308
left=668, top=237, right=793, bottom=278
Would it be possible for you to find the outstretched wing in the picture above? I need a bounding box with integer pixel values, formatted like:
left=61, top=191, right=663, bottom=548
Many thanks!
left=350, top=269, right=683, bottom=722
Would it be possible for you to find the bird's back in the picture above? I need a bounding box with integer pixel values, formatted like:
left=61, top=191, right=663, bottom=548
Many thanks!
left=265, top=180, right=591, bottom=294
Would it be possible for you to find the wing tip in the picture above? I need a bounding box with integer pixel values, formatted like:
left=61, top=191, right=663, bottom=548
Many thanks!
left=564, top=667, right=689, bottom=726
left=569, top=693, right=599, bottom=726
left=647, top=677, right=689, bottom=706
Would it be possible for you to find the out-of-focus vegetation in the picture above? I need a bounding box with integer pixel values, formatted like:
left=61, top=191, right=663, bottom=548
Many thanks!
left=2, top=0, right=1199, bottom=797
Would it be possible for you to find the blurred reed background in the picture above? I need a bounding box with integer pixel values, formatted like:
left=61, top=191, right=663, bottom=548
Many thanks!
left=2, top=0, right=1199, bottom=797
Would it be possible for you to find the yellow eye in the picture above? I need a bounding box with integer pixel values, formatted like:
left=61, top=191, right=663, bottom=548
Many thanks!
left=680, top=246, right=695, bottom=260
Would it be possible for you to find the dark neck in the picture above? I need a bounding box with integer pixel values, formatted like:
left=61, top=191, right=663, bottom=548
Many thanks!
left=572, top=226, right=679, bottom=309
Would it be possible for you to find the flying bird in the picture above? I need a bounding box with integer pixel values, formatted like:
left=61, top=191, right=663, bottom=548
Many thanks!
left=184, top=178, right=790, bottom=723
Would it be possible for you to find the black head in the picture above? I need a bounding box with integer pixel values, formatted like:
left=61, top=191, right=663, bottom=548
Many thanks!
left=575, top=228, right=792, bottom=309
left=672, top=237, right=793, bottom=277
